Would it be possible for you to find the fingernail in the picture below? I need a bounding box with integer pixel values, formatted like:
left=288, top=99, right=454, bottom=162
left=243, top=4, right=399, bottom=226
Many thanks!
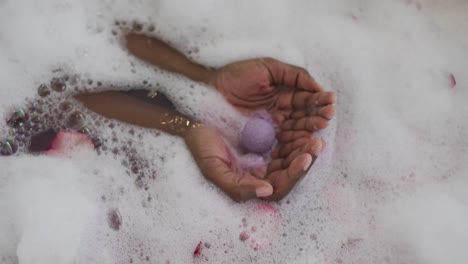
left=256, top=186, right=273, bottom=197
left=303, top=154, right=313, bottom=171
left=313, top=140, right=323, bottom=156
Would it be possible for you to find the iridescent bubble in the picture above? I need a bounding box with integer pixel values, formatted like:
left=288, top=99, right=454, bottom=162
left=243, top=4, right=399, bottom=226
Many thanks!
left=67, top=111, right=86, bottom=129
left=7, top=109, right=29, bottom=128
left=92, top=136, right=104, bottom=148
left=51, top=78, right=66, bottom=92
left=37, top=84, right=51, bottom=97
left=78, top=126, right=92, bottom=136
left=1, top=140, right=18, bottom=156
left=59, top=101, right=73, bottom=112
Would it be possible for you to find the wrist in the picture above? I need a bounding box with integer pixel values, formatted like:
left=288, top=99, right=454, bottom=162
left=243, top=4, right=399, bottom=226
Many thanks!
left=192, top=65, right=216, bottom=84
left=155, top=113, right=203, bottom=138
left=182, top=121, right=205, bottom=139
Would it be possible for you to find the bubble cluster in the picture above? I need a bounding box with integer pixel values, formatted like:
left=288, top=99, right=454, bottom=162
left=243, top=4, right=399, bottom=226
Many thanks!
left=1, top=74, right=104, bottom=156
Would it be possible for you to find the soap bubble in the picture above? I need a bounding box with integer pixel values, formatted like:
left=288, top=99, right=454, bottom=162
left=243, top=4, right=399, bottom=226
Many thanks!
left=59, top=101, right=74, bottom=113
left=107, top=209, right=122, bottom=231
left=7, top=109, right=29, bottom=128
left=37, top=84, right=51, bottom=97
left=0, top=139, right=18, bottom=155
left=51, top=78, right=67, bottom=92
left=67, top=111, right=86, bottom=129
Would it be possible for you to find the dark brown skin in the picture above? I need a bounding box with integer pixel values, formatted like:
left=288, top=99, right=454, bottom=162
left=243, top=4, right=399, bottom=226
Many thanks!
left=74, top=91, right=197, bottom=137
left=75, top=32, right=336, bottom=202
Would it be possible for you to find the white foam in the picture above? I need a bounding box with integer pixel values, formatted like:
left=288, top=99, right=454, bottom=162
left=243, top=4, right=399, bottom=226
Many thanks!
left=0, top=0, right=468, bottom=263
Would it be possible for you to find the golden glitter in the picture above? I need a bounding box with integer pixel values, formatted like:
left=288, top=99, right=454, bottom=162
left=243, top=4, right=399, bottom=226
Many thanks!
left=148, top=91, right=159, bottom=98
left=158, top=114, right=202, bottom=131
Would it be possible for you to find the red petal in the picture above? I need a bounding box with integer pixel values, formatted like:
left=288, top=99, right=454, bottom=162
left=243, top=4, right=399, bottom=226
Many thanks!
left=450, top=73, right=457, bottom=88
left=193, top=241, right=202, bottom=257
left=46, top=131, right=94, bottom=156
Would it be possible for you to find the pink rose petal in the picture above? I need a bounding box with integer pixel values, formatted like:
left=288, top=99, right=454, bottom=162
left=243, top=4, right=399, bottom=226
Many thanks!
left=450, top=73, right=457, bottom=88
left=45, top=131, right=94, bottom=157
left=193, top=241, right=202, bottom=257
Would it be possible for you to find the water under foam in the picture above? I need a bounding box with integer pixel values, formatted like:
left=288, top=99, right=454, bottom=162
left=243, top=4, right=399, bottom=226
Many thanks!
left=1, top=0, right=468, bottom=263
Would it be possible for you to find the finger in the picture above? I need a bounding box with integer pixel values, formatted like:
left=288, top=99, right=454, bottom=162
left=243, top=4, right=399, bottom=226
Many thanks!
left=264, top=153, right=315, bottom=201
left=261, top=58, right=324, bottom=92
left=290, top=104, right=335, bottom=120
left=271, top=148, right=280, bottom=159
left=278, top=136, right=323, bottom=158
left=277, top=130, right=310, bottom=143
left=267, top=146, right=305, bottom=174
left=281, top=116, right=329, bottom=132
left=277, top=137, right=312, bottom=158
left=268, top=136, right=323, bottom=172
left=292, top=91, right=336, bottom=110
left=199, top=156, right=273, bottom=202
left=272, top=110, right=292, bottom=125
left=251, top=165, right=267, bottom=178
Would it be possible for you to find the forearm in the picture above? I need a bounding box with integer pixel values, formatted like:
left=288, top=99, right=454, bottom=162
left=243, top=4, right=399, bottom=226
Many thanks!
left=125, top=33, right=214, bottom=83
left=74, top=91, right=201, bottom=138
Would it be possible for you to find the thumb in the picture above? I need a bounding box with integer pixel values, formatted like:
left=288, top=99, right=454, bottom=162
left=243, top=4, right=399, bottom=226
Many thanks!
left=198, top=155, right=273, bottom=202
left=262, top=58, right=324, bottom=92
left=225, top=171, right=274, bottom=202
left=263, top=153, right=314, bottom=201
left=239, top=175, right=274, bottom=199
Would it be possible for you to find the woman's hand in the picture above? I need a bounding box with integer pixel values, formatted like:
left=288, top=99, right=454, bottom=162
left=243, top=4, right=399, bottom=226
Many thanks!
left=184, top=125, right=323, bottom=202
left=210, top=58, right=336, bottom=181
left=125, top=33, right=336, bottom=128
left=209, top=58, right=336, bottom=127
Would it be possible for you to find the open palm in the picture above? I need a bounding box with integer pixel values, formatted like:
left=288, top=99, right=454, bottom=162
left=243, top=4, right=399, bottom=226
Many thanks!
left=209, top=58, right=335, bottom=125
left=184, top=125, right=324, bottom=202
left=191, top=59, right=337, bottom=201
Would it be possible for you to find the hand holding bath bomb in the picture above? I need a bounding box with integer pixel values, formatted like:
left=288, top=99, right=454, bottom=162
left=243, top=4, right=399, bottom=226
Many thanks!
left=240, top=115, right=276, bottom=154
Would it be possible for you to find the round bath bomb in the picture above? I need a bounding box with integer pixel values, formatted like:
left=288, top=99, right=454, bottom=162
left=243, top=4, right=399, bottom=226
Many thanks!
left=240, top=117, right=276, bottom=153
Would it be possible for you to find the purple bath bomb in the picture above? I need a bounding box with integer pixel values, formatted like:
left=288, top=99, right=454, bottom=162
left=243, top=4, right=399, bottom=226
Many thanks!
left=240, top=117, right=276, bottom=153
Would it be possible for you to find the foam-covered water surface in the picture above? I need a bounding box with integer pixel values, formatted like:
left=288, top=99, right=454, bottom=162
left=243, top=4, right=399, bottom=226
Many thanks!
left=1, top=0, right=468, bottom=263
